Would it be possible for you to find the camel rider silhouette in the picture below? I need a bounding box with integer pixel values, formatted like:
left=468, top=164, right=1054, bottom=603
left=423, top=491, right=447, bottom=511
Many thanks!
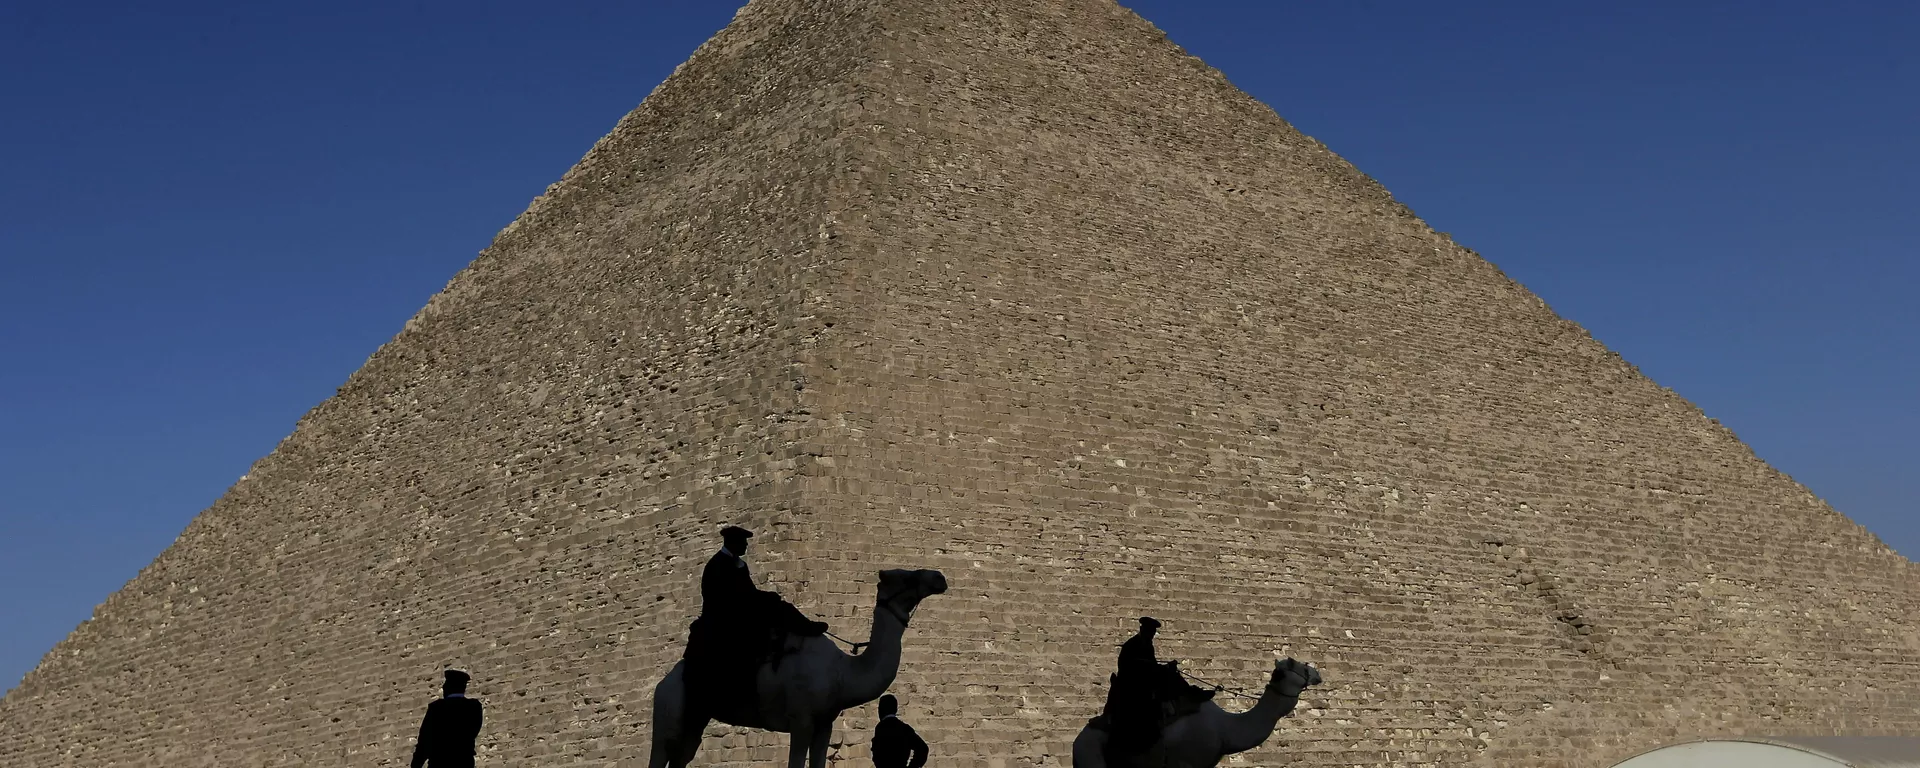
left=1105, top=617, right=1214, bottom=753
left=685, top=526, right=829, bottom=709
left=702, top=526, right=829, bottom=637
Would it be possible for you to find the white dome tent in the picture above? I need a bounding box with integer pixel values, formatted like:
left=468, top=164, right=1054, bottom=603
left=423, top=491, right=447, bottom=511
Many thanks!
left=1611, top=736, right=1920, bottom=767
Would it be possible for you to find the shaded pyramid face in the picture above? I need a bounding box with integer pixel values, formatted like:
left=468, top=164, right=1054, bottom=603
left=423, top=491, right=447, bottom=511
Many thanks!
left=5, top=0, right=1918, bottom=766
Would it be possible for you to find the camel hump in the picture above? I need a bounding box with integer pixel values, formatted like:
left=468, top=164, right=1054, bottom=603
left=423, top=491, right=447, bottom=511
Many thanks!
left=779, top=631, right=824, bottom=654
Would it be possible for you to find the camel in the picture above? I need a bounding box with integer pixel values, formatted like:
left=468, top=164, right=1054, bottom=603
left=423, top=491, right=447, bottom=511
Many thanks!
left=648, top=568, right=949, bottom=768
left=1071, top=657, right=1323, bottom=768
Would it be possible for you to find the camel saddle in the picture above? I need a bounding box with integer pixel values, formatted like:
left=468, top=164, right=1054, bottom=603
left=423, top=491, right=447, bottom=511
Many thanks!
left=681, top=615, right=809, bottom=711
left=1089, top=664, right=1216, bottom=753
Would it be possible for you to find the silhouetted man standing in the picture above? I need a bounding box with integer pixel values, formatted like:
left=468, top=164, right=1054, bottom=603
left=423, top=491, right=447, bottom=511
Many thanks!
left=411, top=669, right=483, bottom=768
left=871, top=694, right=930, bottom=768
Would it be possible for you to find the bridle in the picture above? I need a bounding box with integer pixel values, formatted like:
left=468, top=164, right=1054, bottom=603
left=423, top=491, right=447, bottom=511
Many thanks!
left=1174, top=666, right=1265, bottom=702
left=877, top=583, right=918, bottom=628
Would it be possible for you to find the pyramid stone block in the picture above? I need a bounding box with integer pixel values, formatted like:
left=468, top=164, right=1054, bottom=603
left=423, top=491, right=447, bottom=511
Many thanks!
left=5, top=1, right=1917, bottom=767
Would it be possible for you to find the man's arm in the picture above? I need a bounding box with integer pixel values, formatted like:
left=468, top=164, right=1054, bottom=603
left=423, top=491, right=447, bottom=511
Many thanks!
left=702, top=554, right=761, bottom=605
left=906, top=723, right=930, bottom=768
left=700, top=556, right=729, bottom=606
left=410, top=705, right=436, bottom=768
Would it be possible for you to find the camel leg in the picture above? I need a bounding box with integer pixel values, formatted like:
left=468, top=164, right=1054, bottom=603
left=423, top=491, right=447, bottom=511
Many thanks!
left=650, top=714, right=710, bottom=768
left=670, top=712, right=710, bottom=768
left=650, top=668, right=686, bottom=768
left=782, top=718, right=826, bottom=768
left=1071, top=726, right=1110, bottom=768
left=649, top=664, right=710, bottom=768
left=806, top=715, right=836, bottom=768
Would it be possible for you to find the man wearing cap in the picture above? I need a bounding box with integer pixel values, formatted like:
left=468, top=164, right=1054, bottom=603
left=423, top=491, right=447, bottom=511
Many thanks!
left=701, top=526, right=828, bottom=638
left=685, top=526, right=829, bottom=708
left=410, top=669, right=483, bottom=768
left=871, top=694, right=931, bottom=768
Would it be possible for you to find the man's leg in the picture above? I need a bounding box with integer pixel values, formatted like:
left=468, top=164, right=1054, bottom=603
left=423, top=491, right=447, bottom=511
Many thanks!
left=770, top=597, right=828, bottom=635
left=1107, top=674, right=1155, bottom=753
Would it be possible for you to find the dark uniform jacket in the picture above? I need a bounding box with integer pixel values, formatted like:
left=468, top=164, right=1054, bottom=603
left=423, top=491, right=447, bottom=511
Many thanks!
left=411, top=694, right=483, bottom=768
left=1118, top=630, right=1158, bottom=678
left=701, top=548, right=761, bottom=620
left=872, top=714, right=930, bottom=768
left=701, top=547, right=815, bottom=632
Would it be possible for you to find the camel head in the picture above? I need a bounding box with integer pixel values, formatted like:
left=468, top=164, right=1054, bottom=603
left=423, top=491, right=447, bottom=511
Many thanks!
left=1266, top=657, right=1322, bottom=698
left=876, top=568, right=948, bottom=622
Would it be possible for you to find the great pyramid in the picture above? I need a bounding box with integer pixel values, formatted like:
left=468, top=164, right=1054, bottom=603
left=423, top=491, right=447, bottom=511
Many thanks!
left=5, top=1, right=1917, bottom=766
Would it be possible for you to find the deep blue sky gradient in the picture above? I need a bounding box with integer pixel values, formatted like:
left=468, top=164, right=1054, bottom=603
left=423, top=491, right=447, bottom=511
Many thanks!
left=2, top=1, right=1914, bottom=693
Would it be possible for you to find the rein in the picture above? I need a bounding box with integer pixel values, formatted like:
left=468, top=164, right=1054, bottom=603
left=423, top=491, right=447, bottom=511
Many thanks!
left=824, top=629, right=869, bottom=654
left=1174, top=666, right=1266, bottom=702
left=823, top=587, right=915, bottom=655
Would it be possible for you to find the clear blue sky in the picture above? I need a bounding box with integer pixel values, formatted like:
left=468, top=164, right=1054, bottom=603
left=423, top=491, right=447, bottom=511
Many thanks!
left=2, top=1, right=1913, bottom=694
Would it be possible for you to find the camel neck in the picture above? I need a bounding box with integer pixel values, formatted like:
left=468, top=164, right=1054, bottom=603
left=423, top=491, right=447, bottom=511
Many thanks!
left=1220, top=685, right=1300, bottom=755
left=843, top=594, right=909, bottom=707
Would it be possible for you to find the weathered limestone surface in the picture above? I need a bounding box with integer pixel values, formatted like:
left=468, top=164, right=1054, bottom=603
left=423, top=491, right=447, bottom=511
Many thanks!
left=4, top=1, right=1916, bottom=767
